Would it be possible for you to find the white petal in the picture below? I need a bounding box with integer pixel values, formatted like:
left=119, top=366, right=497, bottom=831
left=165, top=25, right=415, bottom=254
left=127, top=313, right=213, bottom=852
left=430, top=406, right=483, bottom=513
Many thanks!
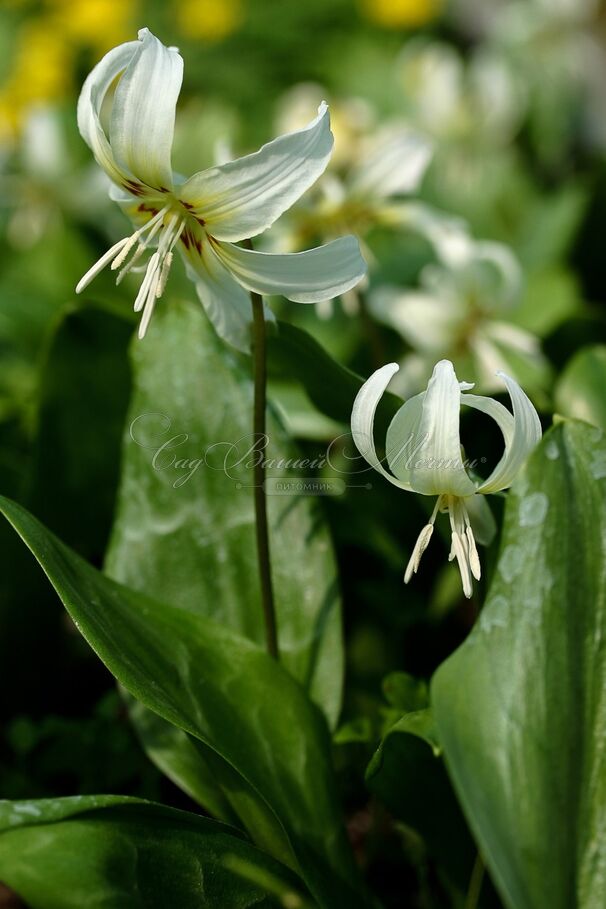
left=369, top=286, right=463, bottom=354
left=177, top=103, right=333, bottom=241
left=383, top=202, right=472, bottom=266
left=348, top=129, right=433, bottom=200
left=214, top=236, right=366, bottom=303
left=387, top=360, right=476, bottom=497
left=77, top=38, right=139, bottom=186
left=471, top=373, right=542, bottom=493
left=109, top=28, right=183, bottom=191
left=472, top=241, right=522, bottom=305
left=461, top=391, right=515, bottom=446
left=462, top=494, right=496, bottom=547
left=182, top=242, right=274, bottom=353
left=351, top=364, right=411, bottom=490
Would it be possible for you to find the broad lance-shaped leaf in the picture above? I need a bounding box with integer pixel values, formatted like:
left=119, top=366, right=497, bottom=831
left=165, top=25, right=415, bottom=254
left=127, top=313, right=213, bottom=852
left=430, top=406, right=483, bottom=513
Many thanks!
left=555, top=344, right=606, bottom=431
left=104, top=301, right=344, bottom=827
left=0, top=796, right=301, bottom=909
left=0, top=496, right=371, bottom=909
left=432, top=421, right=606, bottom=909
left=105, top=301, right=343, bottom=728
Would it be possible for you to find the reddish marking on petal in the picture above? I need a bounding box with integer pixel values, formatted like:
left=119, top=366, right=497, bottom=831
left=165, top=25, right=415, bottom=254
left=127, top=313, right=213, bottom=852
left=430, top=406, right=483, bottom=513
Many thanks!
left=124, top=180, right=145, bottom=197
left=195, top=217, right=206, bottom=226
left=181, top=201, right=194, bottom=210
left=181, top=231, right=191, bottom=249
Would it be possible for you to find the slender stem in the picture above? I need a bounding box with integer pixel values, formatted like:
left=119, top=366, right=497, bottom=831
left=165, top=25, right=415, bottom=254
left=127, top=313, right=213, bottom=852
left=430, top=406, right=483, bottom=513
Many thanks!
left=465, top=852, right=485, bottom=909
left=246, top=240, right=279, bottom=660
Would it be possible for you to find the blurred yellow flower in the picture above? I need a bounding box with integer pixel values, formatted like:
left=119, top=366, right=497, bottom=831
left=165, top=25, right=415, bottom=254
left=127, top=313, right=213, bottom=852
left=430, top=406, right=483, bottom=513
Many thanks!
left=175, top=0, right=243, bottom=41
left=0, top=19, right=72, bottom=140
left=360, top=0, right=442, bottom=29
left=0, top=0, right=137, bottom=141
left=48, top=0, right=135, bottom=53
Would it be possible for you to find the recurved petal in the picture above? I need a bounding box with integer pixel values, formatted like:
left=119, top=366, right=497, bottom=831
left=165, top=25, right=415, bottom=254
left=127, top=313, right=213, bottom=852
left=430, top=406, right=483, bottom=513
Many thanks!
left=182, top=242, right=274, bottom=354
left=387, top=360, right=476, bottom=497
left=109, top=28, right=183, bottom=191
left=77, top=38, right=139, bottom=186
left=473, top=372, right=542, bottom=493
left=351, top=364, right=411, bottom=490
left=348, top=129, right=433, bottom=201
left=462, top=391, right=515, bottom=448
left=214, top=236, right=366, bottom=303
left=178, top=103, right=333, bottom=241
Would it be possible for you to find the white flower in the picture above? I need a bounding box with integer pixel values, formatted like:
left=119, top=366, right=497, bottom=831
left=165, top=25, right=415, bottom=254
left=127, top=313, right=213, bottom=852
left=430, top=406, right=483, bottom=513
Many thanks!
left=351, top=358, right=542, bottom=598
left=369, top=233, right=550, bottom=397
left=75, top=28, right=366, bottom=347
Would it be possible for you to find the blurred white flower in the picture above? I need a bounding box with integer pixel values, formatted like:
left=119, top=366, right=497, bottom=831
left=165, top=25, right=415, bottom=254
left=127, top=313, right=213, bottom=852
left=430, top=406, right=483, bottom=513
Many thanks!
left=75, top=29, right=366, bottom=346
left=351, top=359, right=542, bottom=597
left=369, top=233, right=549, bottom=397
left=395, top=38, right=525, bottom=148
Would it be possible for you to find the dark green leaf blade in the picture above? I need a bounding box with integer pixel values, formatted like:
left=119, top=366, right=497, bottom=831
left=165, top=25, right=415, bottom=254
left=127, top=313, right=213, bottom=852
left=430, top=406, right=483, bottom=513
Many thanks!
left=432, top=421, right=606, bottom=909
left=268, top=320, right=400, bottom=433
left=0, top=496, right=369, bottom=909
left=0, top=796, right=299, bottom=909
left=105, top=302, right=343, bottom=729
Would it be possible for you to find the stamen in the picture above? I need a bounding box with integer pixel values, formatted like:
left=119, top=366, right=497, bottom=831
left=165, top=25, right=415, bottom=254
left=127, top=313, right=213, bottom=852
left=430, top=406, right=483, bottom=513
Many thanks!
left=451, top=531, right=473, bottom=598
left=133, top=253, right=160, bottom=313
left=76, top=237, right=130, bottom=294
left=112, top=207, right=169, bottom=273
left=404, top=495, right=442, bottom=584
left=447, top=495, right=474, bottom=599
left=156, top=251, right=173, bottom=297
left=404, top=524, right=434, bottom=583
left=138, top=292, right=158, bottom=340
left=465, top=526, right=481, bottom=581
left=116, top=243, right=146, bottom=284
left=110, top=232, right=141, bottom=270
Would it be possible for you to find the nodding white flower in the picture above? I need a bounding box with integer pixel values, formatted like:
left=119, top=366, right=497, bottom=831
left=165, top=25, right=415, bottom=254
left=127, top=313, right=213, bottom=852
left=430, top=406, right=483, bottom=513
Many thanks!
left=351, top=359, right=542, bottom=598
left=75, top=28, right=366, bottom=347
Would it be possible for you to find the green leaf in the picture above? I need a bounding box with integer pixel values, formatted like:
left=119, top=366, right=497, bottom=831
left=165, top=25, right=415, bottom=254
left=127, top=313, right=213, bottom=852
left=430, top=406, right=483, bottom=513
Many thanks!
left=0, top=796, right=299, bottom=909
left=106, top=302, right=343, bottom=729
left=367, top=710, right=440, bottom=780
left=268, top=321, right=362, bottom=427
left=0, top=496, right=370, bottom=909
left=366, top=730, right=477, bottom=893
left=514, top=267, right=583, bottom=337
left=381, top=672, right=428, bottom=713
left=555, top=345, right=606, bottom=430
left=516, top=182, right=589, bottom=271
left=367, top=673, right=439, bottom=782
left=432, top=421, right=606, bottom=909
left=29, top=306, right=132, bottom=559
left=268, top=320, right=400, bottom=433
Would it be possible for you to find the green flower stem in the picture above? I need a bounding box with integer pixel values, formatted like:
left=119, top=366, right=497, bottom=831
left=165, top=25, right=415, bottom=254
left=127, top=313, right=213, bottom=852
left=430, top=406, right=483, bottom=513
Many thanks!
left=246, top=240, right=279, bottom=660
left=465, top=852, right=485, bottom=909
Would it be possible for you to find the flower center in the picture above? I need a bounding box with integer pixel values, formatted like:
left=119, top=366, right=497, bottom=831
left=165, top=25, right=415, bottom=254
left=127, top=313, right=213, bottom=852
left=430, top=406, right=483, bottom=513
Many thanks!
left=404, top=494, right=480, bottom=598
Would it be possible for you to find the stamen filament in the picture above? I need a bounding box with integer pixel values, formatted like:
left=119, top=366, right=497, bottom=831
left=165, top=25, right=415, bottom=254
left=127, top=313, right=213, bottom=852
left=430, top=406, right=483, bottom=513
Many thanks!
left=75, top=237, right=130, bottom=294
left=404, top=494, right=443, bottom=584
